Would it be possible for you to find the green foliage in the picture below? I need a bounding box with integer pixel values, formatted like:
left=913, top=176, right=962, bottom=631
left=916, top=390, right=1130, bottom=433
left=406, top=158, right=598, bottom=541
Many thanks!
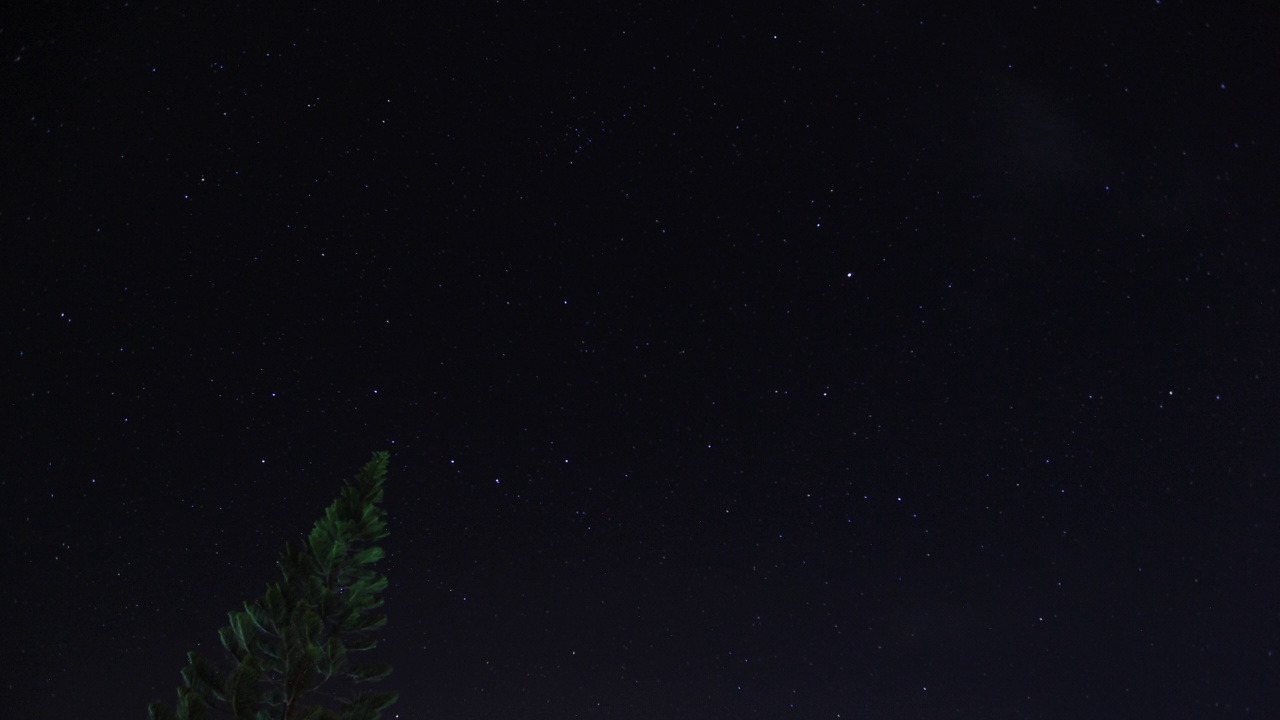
left=149, top=452, right=398, bottom=720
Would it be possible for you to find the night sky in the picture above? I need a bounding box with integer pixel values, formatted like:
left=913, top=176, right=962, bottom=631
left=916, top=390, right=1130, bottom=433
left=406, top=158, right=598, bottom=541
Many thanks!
left=6, top=3, right=1279, bottom=718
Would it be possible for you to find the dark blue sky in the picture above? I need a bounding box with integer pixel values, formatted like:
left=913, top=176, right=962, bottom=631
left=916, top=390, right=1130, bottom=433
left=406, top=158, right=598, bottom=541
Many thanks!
left=5, top=4, right=1277, bottom=718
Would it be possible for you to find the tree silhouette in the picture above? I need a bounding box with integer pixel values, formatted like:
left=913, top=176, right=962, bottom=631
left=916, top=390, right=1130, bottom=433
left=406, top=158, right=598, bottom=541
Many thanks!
left=149, top=452, right=398, bottom=720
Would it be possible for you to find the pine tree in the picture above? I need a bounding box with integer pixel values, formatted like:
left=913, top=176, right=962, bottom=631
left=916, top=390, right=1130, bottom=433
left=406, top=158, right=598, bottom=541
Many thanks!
left=148, top=452, right=399, bottom=720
